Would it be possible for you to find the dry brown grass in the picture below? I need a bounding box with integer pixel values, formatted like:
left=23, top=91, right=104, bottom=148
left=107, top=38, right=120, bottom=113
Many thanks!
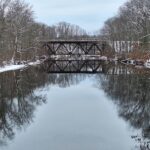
left=128, top=49, right=150, bottom=61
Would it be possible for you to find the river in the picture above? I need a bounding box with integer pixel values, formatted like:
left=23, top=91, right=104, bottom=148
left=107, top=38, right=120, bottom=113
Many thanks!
left=0, top=62, right=149, bottom=150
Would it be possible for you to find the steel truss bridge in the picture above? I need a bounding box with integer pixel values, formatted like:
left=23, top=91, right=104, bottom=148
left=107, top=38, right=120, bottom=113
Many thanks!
left=41, top=39, right=108, bottom=73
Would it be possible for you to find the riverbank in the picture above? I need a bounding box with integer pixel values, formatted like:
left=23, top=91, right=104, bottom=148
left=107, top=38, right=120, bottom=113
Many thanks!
left=1, top=54, right=150, bottom=74
left=118, top=50, right=150, bottom=69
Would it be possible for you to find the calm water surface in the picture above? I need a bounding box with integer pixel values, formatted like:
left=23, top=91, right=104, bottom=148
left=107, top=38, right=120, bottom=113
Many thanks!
left=0, top=63, right=149, bottom=150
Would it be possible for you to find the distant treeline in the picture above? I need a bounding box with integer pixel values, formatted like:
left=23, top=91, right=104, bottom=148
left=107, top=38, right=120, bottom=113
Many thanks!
left=0, top=0, right=88, bottom=64
left=100, top=0, right=150, bottom=52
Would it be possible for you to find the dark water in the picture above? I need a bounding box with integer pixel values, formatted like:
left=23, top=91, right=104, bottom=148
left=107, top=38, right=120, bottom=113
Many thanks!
left=0, top=63, right=150, bottom=150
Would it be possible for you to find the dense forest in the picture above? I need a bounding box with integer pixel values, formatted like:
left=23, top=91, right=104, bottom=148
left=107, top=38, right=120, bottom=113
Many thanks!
left=1, top=0, right=150, bottom=66
left=100, top=0, right=150, bottom=56
left=0, top=0, right=87, bottom=65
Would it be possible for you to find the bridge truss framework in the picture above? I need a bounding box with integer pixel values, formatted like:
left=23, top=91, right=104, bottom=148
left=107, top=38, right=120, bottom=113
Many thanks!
left=41, top=40, right=108, bottom=73
left=42, top=40, right=106, bottom=55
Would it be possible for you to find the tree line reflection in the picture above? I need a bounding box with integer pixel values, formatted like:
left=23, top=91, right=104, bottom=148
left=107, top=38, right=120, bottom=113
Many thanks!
left=0, top=66, right=87, bottom=145
left=0, top=63, right=150, bottom=149
left=97, top=71, right=150, bottom=149
left=0, top=68, right=47, bottom=145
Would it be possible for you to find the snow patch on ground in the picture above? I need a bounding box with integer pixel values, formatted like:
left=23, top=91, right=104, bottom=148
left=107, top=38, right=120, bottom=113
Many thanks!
left=0, top=64, right=26, bottom=73
left=28, top=60, right=41, bottom=66
left=145, top=60, right=150, bottom=68
left=0, top=60, right=42, bottom=73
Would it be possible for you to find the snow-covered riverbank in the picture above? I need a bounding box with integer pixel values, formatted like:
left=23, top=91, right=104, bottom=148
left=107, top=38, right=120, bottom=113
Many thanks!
left=0, top=60, right=42, bottom=73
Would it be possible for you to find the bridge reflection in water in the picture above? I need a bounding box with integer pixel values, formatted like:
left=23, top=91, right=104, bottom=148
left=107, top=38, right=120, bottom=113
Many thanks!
left=42, top=59, right=109, bottom=73
left=41, top=39, right=109, bottom=73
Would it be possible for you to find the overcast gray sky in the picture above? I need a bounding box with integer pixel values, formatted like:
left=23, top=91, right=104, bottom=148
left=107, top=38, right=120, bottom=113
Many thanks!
left=26, top=0, right=127, bottom=33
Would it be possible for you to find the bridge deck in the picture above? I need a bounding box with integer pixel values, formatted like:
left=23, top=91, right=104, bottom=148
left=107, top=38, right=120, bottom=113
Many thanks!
left=40, top=39, right=105, bottom=43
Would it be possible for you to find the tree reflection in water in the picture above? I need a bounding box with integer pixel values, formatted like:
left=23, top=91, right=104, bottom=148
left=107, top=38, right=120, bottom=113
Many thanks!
left=96, top=67, right=150, bottom=150
left=0, top=66, right=86, bottom=146
left=0, top=67, right=49, bottom=145
left=1, top=62, right=150, bottom=150
left=42, top=61, right=150, bottom=150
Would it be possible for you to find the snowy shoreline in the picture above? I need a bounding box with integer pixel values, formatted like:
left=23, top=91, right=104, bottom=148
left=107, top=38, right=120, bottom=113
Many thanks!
left=1, top=58, right=150, bottom=74
left=0, top=60, right=42, bottom=73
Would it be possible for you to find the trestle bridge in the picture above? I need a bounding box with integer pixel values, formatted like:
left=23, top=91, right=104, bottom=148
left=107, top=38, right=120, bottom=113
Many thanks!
left=41, top=39, right=109, bottom=73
